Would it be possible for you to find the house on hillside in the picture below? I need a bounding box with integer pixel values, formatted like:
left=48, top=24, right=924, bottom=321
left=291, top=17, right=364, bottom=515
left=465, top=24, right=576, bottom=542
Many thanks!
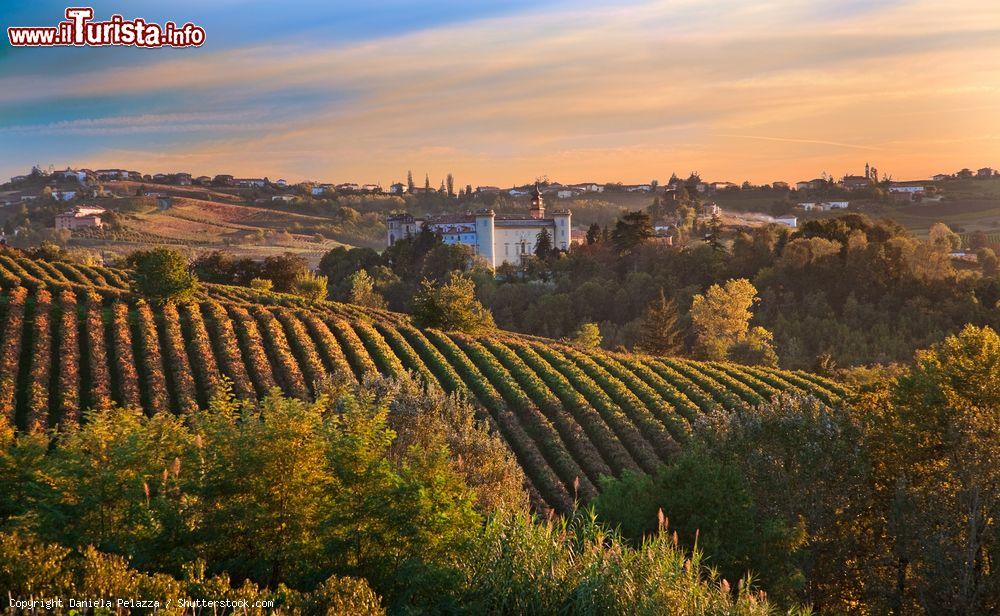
left=275, top=179, right=288, bottom=187
left=52, top=189, right=77, bottom=201
left=387, top=185, right=571, bottom=268
left=272, top=195, right=297, bottom=202
left=932, top=173, right=951, bottom=181
left=570, top=183, right=605, bottom=193
left=389, top=182, right=407, bottom=195
left=234, top=178, right=267, bottom=188
left=798, top=201, right=848, bottom=211
left=9, top=175, right=27, bottom=184
left=557, top=189, right=580, bottom=199
left=889, top=185, right=925, bottom=196
left=709, top=181, right=738, bottom=192
left=626, top=184, right=653, bottom=192
left=195, top=176, right=212, bottom=186
left=509, top=188, right=530, bottom=197
left=311, top=184, right=333, bottom=196
left=796, top=179, right=826, bottom=191
left=175, top=173, right=193, bottom=186
left=772, top=181, right=790, bottom=190
left=840, top=175, right=871, bottom=190
left=55, top=206, right=105, bottom=230
left=774, top=215, right=797, bottom=228
left=152, top=173, right=168, bottom=182
left=55, top=169, right=87, bottom=182
left=337, top=183, right=360, bottom=192
left=95, top=169, right=130, bottom=181
left=362, top=184, right=381, bottom=193
left=213, top=175, right=234, bottom=186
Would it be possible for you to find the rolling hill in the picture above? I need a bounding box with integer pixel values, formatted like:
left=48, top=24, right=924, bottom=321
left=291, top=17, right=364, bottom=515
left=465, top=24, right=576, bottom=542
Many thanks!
left=0, top=253, right=848, bottom=512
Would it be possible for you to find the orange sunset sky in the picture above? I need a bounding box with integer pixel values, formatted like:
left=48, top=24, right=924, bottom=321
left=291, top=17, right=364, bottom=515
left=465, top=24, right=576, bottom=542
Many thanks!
left=2, top=0, right=999, bottom=185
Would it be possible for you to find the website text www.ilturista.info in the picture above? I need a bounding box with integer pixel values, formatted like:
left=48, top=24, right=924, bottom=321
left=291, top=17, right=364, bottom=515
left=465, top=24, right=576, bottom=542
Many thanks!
left=7, top=7, right=205, bottom=48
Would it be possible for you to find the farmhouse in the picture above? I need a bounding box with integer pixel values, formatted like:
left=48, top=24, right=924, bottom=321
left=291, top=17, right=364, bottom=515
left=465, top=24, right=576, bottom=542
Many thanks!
left=54, top=169, right=88, bottom=182
left=570, top=183, right=605, bottom=193
left=840, top=175, right=871, bottom=190
left=389, top=182, right=407, bottom=195
left=234, top=178, right=267, bottom=188
left=95, top=169, right=130, bottom=181
left=387, top=184, right=571, bottom=268
left=709, top=181, right=738, bottom=192
left=796, top=179, right=826, bottom=191
left=55, top=206, right=105, bottom=231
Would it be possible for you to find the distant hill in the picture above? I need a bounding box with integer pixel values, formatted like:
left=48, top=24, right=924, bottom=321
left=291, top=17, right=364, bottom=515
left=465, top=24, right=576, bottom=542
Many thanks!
left=0, top=253, right=847, bottom=512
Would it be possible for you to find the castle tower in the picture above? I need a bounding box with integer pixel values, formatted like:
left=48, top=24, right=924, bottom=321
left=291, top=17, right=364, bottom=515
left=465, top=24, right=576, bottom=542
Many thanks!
left=552, top=209, right=572, bottom=250
left=529, top=183, right=545, bottom=219
left=475, top=209, right=496, bottom=268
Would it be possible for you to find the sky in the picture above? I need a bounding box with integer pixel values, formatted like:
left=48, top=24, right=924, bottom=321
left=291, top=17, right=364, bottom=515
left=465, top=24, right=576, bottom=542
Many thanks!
left=1, top=0, right=999, bottom=186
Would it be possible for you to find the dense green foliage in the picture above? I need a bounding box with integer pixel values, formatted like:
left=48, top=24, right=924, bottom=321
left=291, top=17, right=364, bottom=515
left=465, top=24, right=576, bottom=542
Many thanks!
left=126, top=248, right=199, bottom=303
left=0, top=384, right=787, bottom=615
left=321, top=212, right=1000, bottom=368
left=593, top=325, right=1000, bottom=614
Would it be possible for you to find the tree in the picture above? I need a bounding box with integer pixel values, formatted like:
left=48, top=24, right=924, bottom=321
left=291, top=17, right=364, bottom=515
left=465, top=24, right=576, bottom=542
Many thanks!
left=569, top=322, right=602, bottom=350
left=262, top=254, right=310, bottom=293
left=407, top=170, right=415, bottom=193
left=593, top=450, right=805, bottom=601
left=706, top=212, right=724, bottom=252
left=127, top=249, right=198, bottom=303
left=639, top=290, right=685, bottom=356
left=446, top=173, right=455, bottom=197
left=689, top=278, right=761, bottom=361
left=424, top=174, right=431, bottom=193
left=695, top=394, right=875, bottom=611
left=291, top=271, right=328, bottom=301
left=586, top=223, right=602, bottom=245
left=861, top=325, right=1000, bottom=614
left=928, top=222, right=961, bottom=251
left=728, top=325, right=779, bottom=367
left=412, top=272, right=495, bottom=333
left=534, top=228, right=553, bottom=259
left=348, top=270, right=387, bottom=309
left=611, top=210, right=654, bottom=254
left=978, top=247, right=999, bottom=276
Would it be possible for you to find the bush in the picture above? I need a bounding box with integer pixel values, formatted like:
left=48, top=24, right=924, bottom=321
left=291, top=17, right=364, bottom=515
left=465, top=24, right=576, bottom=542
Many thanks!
left=412, top=272, right=495, bottom=334
left=127, top=249, right=198, bottom=303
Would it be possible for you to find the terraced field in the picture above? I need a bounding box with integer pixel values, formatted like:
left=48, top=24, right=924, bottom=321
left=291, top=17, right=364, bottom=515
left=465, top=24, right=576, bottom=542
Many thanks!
left=0, top=254, right=849, bottom=511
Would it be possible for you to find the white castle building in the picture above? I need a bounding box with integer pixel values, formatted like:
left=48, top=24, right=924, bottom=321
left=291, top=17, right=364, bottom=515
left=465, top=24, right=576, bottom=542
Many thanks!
left=386, top=185, right=571, bottom=268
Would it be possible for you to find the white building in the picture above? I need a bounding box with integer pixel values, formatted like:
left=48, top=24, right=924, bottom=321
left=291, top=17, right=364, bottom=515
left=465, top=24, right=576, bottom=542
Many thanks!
left=55, top=206, right=105, bottom=230
left=52, top=190, right=77, bottom=201
left=774, top=215, right=797, bottom=228
left=798, top=201, right=848, bottom=211
left=55, top=169, right=87, bottom=182
left=387, top=185, right=571, bottom=268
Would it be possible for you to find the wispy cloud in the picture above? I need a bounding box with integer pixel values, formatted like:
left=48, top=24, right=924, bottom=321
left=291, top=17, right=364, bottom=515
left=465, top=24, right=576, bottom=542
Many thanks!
left=2, top=0, right=999, bottom=183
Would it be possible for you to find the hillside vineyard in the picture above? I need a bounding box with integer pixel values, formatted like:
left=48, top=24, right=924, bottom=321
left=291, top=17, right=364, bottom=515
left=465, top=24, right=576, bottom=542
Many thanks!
left=0, top=254, right=847, bottom=512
